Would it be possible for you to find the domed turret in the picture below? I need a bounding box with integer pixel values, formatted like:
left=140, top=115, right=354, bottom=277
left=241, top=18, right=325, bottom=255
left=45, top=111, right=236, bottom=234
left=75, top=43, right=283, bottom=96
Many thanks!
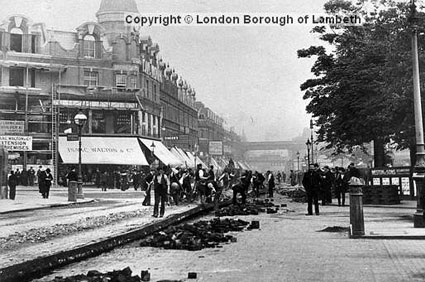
left=97, top=0, right=139, bottom=18
left=96, top=0, right=139, bottom=35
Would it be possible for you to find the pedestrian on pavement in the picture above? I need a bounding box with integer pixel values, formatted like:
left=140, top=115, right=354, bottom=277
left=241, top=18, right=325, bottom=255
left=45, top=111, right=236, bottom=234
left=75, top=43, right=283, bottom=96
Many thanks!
left=21, top=168, right=28, bottom=186
left=152, top=166, right=170, bottom=218
left=15, top=168, right=21, bottom=186
left=8, top=171, right=18, bottom=200
left=334, top=167, right=346, bottom=206
left=28, top=166, right=35, bottom=186
left=267, top=170, right=275, bottom=198
left=41, top=168, right=53, bottom=199
left=302, top=163, right=322, bottom=215
left=321, top=165, right=334, bottom=206
left=100, top=171, right=108, bottom=191
left=37, top=165, right=44, bottom=191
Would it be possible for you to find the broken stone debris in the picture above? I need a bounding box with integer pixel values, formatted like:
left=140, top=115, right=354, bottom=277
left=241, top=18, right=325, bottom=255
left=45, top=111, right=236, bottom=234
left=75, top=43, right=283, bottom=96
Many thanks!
left=139, top=218, right=251, bottom=251
left=214, top=199, right=281, bottom=217
left=49, top=266, right=141, bottom=282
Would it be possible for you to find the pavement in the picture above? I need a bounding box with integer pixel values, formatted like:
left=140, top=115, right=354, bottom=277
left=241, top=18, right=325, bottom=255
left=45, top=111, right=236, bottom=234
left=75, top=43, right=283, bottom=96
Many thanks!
left=0, top=185, right=96, bottom=214
left=1, top=184, right=425, bottom=281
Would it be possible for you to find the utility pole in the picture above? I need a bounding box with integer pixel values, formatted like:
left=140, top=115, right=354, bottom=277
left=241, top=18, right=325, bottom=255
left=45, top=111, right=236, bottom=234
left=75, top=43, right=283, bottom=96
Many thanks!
left=410, top=0, right=425, bottom=227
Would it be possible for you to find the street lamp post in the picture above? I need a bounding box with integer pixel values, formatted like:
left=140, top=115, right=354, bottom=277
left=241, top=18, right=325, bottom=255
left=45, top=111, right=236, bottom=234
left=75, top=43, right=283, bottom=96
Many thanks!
left=310, top=119, right=314, bottom=164
left=306, top=139, right=311, bottom=167
left=296, top=151, right=300, bottom=171
left=410, top=0, right=425, bottom=227
left=74, top=110, right=87, bottom=199
left=150, top=141, right=156, bottom=167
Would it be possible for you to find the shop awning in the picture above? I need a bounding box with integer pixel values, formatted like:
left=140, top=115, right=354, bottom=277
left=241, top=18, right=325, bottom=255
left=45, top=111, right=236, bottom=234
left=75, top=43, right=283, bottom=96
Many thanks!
left=58, top=136, right=148, bottom=165
left=139, top=138, right=183, bottom=167
left=170, top=147, right=188, bottom=166
left=176, top=147, right=195, bottom=167
left=170, top=147, right=194, bottom=167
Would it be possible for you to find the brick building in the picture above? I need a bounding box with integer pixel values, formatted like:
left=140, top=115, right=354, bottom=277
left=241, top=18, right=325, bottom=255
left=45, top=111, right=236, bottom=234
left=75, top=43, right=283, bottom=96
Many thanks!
left=0, top=0, right=244, bottom=178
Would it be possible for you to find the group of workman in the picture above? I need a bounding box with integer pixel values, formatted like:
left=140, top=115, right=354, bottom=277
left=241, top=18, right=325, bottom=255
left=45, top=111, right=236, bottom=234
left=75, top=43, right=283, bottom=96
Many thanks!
left=302, top=162, right=361, bottom=216
left=136, top=164, right=277, bottom=218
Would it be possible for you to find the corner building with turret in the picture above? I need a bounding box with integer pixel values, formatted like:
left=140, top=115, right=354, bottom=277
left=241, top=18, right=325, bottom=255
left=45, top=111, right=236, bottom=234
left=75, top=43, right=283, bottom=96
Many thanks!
left=0, top=0, right=243, bottom=179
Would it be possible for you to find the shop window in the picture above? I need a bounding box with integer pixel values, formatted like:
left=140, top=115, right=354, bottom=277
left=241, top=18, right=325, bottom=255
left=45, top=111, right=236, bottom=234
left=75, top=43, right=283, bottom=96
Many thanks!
left=10, top=28, right=23, bottom=52
left=84, top=70, right=98, bottom=87
left=115, top=74, right=126, bottom=88
left=9, top=67, right=24, bottom=86
left=83, top=35, right=96, bottom=58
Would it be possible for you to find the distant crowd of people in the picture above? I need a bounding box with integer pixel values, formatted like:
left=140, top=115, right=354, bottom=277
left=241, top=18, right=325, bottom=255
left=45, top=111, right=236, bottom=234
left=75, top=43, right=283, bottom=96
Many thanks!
left=7, top=161, right=366, bottom=220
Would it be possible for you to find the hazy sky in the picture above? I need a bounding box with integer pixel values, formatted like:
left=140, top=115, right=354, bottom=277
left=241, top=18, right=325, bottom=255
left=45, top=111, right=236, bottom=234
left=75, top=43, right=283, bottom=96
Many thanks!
left=0, top=0, right=329, bottom=141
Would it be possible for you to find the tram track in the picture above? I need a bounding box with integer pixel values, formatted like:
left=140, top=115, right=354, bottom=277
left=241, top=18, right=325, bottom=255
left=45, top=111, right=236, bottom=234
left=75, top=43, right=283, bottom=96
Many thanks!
left=0, top=200, right=232, bottom=282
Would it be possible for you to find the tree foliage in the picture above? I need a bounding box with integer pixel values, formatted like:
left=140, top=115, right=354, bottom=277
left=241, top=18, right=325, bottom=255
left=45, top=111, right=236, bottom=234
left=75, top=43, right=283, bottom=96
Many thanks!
left=298, top=0, right=425, bottom=166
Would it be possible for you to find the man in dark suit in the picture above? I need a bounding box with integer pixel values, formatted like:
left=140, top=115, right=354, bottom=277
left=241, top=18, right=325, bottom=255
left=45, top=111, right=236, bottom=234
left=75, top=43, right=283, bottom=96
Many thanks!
left=302, top=163, right=322, bottom=215
left=321, top=165, right=334, bottom=205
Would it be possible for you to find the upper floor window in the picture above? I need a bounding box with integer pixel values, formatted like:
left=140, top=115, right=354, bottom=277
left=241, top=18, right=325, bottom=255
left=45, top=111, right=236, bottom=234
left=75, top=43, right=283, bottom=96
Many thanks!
left=10, top=28, right=23, bottom=52
left=129, top=76, right=137, bottom=89
left=9, top=67, right=24, bottom=86
left=31, top=35, right=37, bottom=54
left=84, top=70, right=98, bottom=87
left=116, top=74, right=126, bottom=88
left=83, top=35, right=96, bottom=58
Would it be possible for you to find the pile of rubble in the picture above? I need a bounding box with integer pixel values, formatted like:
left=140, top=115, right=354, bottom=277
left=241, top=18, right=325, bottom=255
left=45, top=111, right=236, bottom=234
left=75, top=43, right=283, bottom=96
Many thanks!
left=278, top=188, right=307, bottom=202
left=215, top=199, right=285, bottom=216
left=47, top=266, right=144, bottom=282
left=139, top=218, right=257, bottom=251
left=47, top=267, right=201, bottom=282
